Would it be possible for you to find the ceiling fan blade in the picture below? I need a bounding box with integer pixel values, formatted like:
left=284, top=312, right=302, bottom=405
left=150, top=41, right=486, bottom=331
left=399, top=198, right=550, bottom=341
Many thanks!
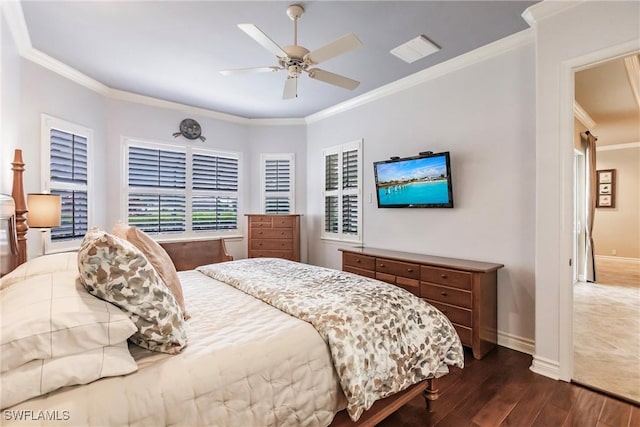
left=283, top=76, right=298, bottom=99
left=219, top=66, right=281, bottom=76
left=305, top=33, right=362, bottom=65
left=307, top=68, right=360, bottom=90
left=238, top=24, right=288, bottom=58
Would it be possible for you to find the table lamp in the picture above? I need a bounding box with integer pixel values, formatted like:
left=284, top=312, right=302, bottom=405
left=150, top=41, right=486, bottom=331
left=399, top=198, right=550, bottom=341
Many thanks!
left=27, top=193, right=61, bottom=255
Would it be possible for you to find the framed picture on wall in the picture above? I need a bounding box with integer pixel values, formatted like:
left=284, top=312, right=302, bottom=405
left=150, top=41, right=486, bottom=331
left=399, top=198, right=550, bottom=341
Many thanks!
left=599, top=183, right=611, bottom=194
left=598, top=195, right=612, bottom=207
left=599, top=171, right=613, bottom=184
left=596, top=169, right=616, bottom=208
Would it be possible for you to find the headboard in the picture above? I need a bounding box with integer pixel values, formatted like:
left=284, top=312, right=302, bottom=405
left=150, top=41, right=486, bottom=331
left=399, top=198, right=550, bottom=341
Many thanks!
left=9, top=149, right=28, bottom=270
left=160, top=239, right=233, bottom=271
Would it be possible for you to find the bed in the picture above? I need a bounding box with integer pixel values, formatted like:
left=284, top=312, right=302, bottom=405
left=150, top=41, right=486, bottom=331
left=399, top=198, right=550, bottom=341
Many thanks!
left=1, top=149, right=464, bottom=426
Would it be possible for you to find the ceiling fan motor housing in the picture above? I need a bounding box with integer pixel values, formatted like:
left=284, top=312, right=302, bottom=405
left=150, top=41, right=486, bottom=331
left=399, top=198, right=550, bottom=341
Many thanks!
left=286, top=4, right=304, bottom=21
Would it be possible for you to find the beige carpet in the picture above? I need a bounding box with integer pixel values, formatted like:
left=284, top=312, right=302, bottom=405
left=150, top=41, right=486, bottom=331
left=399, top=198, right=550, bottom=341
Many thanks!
left=573, top=258, right=640, bottom=403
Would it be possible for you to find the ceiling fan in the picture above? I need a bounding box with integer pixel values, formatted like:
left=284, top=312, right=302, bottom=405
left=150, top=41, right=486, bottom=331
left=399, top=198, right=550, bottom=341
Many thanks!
left=220, top=4, right=362, bottom=99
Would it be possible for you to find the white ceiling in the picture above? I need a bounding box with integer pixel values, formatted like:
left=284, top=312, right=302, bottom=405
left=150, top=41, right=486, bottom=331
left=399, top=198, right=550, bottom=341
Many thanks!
left=20, top=1, right=537, bottom=119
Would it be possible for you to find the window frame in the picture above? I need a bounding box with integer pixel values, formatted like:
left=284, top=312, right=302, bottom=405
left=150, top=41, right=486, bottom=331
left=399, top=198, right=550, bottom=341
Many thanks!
left=321, top=139, right=362, bottom=243
left=122, top=137, right=242, bottom=240
left=260, top=153, right=295, bottom=214
left=41, top=114, right=94, bottom=254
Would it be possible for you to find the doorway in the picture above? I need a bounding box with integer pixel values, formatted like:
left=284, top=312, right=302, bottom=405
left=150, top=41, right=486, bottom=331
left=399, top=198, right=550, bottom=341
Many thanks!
left=572, top=53, right=640, bottom=404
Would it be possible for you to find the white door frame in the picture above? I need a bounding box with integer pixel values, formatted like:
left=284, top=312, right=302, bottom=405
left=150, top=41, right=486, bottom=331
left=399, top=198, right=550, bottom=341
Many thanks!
left=558, top=40, right=640, bottom=382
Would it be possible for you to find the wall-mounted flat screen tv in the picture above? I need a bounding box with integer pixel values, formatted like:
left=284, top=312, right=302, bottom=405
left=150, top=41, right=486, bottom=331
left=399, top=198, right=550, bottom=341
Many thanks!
left=373, top=151, right=453, bottom=208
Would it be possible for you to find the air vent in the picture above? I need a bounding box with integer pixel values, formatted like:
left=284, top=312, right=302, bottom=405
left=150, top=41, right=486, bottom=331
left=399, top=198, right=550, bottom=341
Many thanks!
left=390, top=35, right=440, bottom=63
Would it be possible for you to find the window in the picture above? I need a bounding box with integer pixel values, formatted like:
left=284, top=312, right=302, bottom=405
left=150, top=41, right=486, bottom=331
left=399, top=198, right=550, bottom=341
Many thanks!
left=125, top=140, right=240, bottom=237
left=42, top=115, right=93, bottom=252
left=261, top=153, right=295, bottom=214
left=322, top=140, right=362, bottom=241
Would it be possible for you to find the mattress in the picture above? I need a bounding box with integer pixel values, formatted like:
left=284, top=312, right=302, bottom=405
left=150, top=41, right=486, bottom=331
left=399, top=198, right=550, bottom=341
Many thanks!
left=3, top=270, right=346, bottom=426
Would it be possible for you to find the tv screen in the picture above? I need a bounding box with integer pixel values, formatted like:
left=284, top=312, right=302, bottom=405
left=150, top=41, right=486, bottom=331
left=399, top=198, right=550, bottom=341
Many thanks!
left=373, top=151, right=453, bottom=208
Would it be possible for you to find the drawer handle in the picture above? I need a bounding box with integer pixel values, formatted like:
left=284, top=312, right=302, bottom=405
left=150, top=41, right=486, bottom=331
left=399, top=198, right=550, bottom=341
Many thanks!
left=355, top=259, right=361, bottom=263
left=441, top=291, right=448, bottom=297
left=379, top=263, right=385, bottom=267
left=258, top=243, right=262, bottom=246
left=258, top=231, right=263, bottom=235
left=441, top=274, right=448, bottom=279
left=407, top=268, right=414, bottom=273
left=281, top=232, right=285, bottom=235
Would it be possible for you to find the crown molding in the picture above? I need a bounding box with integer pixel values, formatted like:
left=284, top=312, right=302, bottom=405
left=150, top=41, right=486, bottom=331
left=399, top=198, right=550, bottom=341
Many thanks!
left=573, top=101, right=596, bottom=129
left=596, top=141, right=640, bottom=151
left=623, top=55, right=640, bottom=109
left=306, top=28, right=534, bottom=124
left=522, top=0, right=582, bottom=28
left=1, top=0, right=31, bottom=54
left=26, top=48, right=110, bottom=95
left=108, top=89, right=250, bottom=125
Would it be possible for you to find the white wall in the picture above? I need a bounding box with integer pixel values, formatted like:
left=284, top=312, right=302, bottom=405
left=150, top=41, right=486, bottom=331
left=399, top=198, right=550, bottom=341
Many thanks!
left=527, top=0, right=640, bottom=380
left=307, top=43, right=537, bottom=349
left=1, top=10, right=22, bottom=195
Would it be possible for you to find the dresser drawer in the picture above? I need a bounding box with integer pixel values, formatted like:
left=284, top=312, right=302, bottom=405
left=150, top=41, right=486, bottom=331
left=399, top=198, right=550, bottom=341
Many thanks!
left=344, top=266, right=376, bottom=279
left=250, top=221, right=273, bottom=229
left=250, top=250, right=295, bottom=260
left=425, top=299, right=472, bottom=327
left=343, top=252, right=375, bottom=271
left=249, top=216, right=272, bottom=224
left=376, top=258, right=420, bottom=279
left=396, top=276, right=420, bottom=296
left=421, top=266, right=472, bottom=290
left=452, top=324, right=472, bottom=347
left=271, top=216, right=295, bottom=228
left=251, top=239, right=293, bottom=250
left=251, top=228, right=293, bottom=239
left=375, top=272, right=395, bottom=284
left=420, top=283, right=472, bottom=309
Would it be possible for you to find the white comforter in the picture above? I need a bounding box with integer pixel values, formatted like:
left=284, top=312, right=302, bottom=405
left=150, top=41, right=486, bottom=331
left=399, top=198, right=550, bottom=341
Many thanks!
left=3, top=271, right=346, bottom=426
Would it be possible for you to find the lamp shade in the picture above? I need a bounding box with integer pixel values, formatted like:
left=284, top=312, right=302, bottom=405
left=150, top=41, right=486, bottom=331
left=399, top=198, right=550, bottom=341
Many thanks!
left=27, top=193, right=61, bottom=228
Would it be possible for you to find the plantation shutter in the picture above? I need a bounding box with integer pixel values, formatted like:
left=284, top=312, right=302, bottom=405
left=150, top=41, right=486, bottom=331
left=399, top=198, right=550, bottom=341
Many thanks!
left=192, top=153, right=239, bottom=231
left=127, top=146, right=187, bottom=233
left=49, top=129, right=89, bottom=241
left=264, top=157, right=292, bottom=214
left=324, top=153, right=339, bottom=233
left=322, top=141, right=361, bottom=241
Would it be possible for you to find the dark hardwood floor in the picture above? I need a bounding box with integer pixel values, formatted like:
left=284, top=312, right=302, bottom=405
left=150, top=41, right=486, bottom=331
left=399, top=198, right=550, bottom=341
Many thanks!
left=377, top=346, right=640, bottom=427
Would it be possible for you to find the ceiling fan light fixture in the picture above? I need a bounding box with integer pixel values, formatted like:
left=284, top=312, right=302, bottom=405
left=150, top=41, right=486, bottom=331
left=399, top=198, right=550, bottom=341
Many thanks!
left=390, top=35, right=440, bottom=63
left=220, top=4, right=362, bottom=99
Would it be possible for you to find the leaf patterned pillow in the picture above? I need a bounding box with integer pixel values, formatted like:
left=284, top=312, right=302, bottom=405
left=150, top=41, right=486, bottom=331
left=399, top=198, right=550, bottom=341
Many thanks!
left=77, top=227, right=187, bottom=354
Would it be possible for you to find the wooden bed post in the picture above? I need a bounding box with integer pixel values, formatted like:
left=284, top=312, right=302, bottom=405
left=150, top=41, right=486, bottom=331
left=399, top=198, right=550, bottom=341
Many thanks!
left=424, top=378, right=439, bottom=413
left=11, top=149, right=28, bottom=267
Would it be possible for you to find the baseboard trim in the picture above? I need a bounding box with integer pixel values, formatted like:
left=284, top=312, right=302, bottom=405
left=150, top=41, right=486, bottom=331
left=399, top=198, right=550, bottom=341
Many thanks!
left=530, top=355, right=560, bottom=380
left=497, top=331, right=535, bottom=355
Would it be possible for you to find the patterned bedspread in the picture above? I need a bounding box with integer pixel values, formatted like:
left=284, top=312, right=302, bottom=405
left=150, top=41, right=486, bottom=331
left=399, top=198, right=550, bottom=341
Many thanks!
left=197, top=258, right=464, bottom=421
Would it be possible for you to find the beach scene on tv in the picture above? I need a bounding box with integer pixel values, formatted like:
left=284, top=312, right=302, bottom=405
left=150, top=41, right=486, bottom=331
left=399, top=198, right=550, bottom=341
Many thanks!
left=375, top=155, right=451, bottom=206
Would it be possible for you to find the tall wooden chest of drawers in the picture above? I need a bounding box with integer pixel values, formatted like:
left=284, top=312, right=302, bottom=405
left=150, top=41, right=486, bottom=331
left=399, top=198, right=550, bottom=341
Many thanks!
left=340, top=247, right=503, bottom=359
left=246, top=214, right=301, bottom=262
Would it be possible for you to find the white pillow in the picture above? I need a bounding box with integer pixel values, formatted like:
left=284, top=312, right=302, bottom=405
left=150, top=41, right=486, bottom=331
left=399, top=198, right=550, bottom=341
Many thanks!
left=0, top=252, right=77, bottom=291
left=0, top=271, right=137, bottom=372
left=0, top=341, right=137, bottom=410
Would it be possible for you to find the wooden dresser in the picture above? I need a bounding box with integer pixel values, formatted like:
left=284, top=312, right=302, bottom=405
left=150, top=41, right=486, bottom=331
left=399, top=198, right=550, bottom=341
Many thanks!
left=340, top=247, right=503, bottom=359
left=246, top=214, right=301, bottom=262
